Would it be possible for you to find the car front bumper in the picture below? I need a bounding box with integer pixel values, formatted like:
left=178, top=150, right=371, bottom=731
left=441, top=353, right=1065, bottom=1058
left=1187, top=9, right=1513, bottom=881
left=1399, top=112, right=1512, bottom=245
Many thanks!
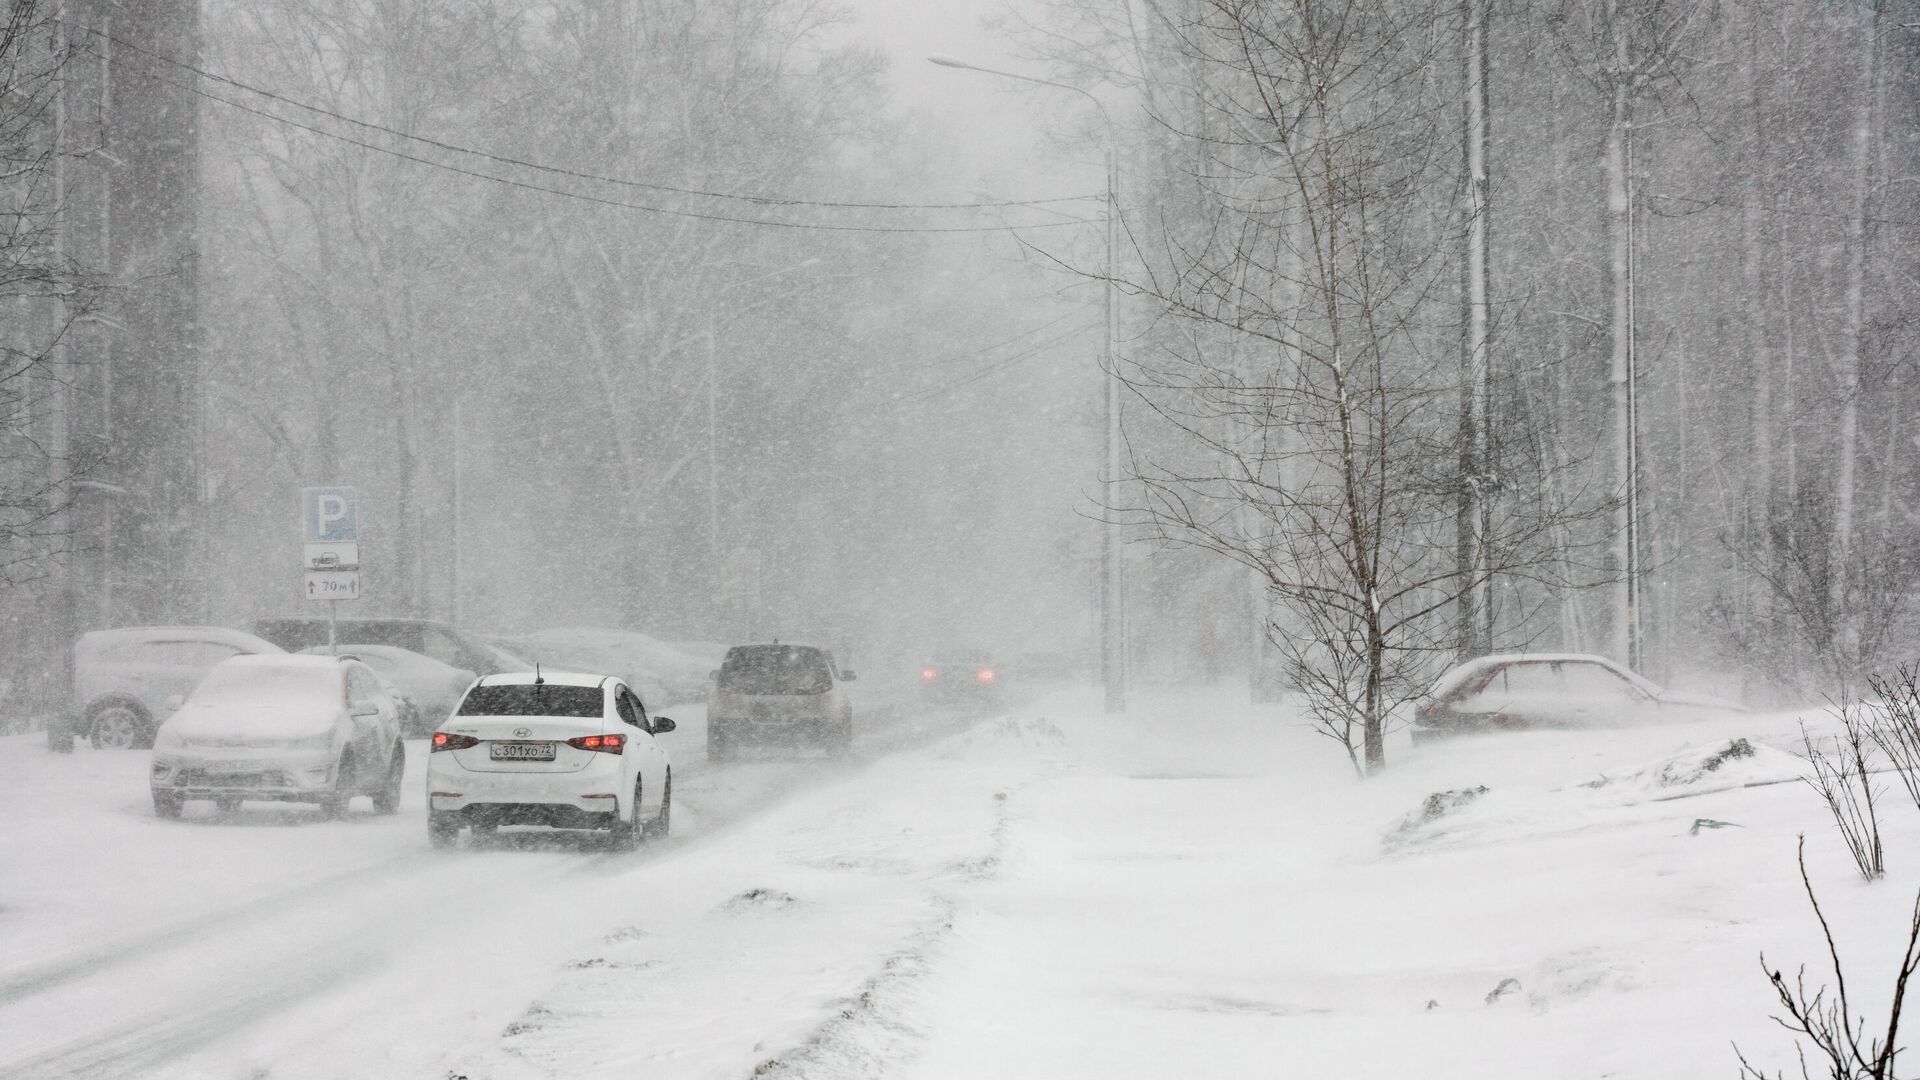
left=151, top=749, right=338, bottom=800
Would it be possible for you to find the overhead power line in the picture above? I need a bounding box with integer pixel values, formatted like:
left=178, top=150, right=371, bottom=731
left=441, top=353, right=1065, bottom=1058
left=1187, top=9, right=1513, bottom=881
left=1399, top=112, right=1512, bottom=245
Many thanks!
left=83, top=23, right=1102, bottom=216
left=112, top=56, right=1097, bottom=235
left=903, top=315, right=1099, bottom=402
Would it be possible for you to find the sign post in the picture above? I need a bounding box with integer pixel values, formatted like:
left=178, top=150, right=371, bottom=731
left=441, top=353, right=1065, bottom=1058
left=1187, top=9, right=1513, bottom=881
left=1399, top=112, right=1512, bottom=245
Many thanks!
left=301, top=487, right=360, bottom=652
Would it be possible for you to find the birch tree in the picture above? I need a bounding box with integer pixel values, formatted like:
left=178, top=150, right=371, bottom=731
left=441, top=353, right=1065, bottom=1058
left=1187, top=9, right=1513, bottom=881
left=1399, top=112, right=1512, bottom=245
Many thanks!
left=1105, top=0, right=1601, bottom=773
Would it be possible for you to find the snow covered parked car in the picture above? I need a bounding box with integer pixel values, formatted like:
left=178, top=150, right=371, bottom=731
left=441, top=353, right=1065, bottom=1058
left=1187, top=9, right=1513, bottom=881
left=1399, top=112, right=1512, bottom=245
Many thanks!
left=426, top=672, right=675, bottom=850
left=706, top=643, right=855, bottom=761
left=149, top=653, right=406, bottom=819
left=252, top=616, right=527, bottom=677
left=66, top=626, right=286, bottom=750
left=299, top=644, right=475, bottom=736
left=1410, top=653, right=1746, bottom=741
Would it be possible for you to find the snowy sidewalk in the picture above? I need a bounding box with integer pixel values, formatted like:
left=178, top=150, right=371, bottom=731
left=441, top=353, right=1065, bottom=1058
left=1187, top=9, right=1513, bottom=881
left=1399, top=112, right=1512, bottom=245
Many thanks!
left=900, top=691, right=1920, bottom=1080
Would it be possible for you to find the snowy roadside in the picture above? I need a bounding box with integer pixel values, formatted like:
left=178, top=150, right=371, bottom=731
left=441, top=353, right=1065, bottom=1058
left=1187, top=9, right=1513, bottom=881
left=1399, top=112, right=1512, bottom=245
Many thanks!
left=897, top=694, right=1918, bottom=1079
left=6, top=687, right=1915, bottom=1079
left=417, top=688, right=1919, bottom=1080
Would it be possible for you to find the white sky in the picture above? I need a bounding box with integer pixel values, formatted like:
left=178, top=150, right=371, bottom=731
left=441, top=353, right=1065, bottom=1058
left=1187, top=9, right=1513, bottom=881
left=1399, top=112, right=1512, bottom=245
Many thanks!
left=835, top=0, right=1098, bottom=200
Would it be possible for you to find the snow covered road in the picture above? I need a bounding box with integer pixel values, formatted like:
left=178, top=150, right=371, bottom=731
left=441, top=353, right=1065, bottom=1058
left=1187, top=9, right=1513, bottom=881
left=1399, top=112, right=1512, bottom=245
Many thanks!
left=3, top=688, right=1916, bottom=1079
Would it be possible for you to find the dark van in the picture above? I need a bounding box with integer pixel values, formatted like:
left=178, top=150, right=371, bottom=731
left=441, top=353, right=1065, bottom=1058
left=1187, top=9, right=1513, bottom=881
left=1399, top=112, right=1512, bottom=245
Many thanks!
left=705, top=642, right=854, bottom=762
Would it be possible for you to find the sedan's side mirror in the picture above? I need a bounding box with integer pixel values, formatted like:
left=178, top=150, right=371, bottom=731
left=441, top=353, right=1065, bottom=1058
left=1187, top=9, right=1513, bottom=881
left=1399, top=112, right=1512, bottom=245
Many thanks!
left=840, top=670, right=857, bottom=681
left=652, top=716, right=676, bottom=734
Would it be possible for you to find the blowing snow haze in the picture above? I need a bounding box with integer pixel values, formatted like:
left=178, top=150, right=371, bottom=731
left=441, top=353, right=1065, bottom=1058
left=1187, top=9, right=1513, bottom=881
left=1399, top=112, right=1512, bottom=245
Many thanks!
left=2, top=1, right=1920, bottom=1077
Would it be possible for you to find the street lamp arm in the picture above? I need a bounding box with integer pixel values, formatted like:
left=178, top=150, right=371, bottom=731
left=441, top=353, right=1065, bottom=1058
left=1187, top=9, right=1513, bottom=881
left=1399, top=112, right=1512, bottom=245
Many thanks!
left=926, top=55, right=1114, bottom=139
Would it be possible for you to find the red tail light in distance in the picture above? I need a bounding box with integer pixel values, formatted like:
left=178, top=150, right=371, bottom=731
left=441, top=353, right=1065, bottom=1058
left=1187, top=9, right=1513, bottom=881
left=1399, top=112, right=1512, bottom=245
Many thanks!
left=977, top=668, right=996, bottom=683
left=921, top=668, right=938, bottom=681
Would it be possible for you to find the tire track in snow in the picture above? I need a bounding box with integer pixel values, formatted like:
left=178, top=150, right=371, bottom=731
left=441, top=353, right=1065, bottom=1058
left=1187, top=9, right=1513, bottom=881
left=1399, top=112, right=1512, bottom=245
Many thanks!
left=0, top=937, right=388, bottom=1080
left=0, top=848, right=610, bottom=1079
left=0, top=853, right=416, bottom=1007
left=745, top=776, right=1027, bottom=1080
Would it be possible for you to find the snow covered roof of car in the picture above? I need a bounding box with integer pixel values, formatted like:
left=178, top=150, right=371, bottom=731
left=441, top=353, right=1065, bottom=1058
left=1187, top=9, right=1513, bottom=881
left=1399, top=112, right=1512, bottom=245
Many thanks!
left=75, top=625, right=285, bottom=652
left=1429, top=652, right=1659, bottom=697
left=185, top=653, right=352, bottom=706
left=299, top=643, right=457, bottom=667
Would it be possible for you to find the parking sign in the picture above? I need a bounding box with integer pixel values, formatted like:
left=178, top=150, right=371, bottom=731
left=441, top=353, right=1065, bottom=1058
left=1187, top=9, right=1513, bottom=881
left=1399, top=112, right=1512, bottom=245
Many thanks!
left=302, top=487, right=358, bottom=543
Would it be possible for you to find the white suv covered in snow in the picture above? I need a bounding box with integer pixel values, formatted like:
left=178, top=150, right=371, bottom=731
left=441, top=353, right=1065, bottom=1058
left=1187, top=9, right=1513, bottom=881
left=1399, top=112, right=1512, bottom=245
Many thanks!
left=426, top=672, right=675, bottom=850
left=67, top=626, right=286, bottom=750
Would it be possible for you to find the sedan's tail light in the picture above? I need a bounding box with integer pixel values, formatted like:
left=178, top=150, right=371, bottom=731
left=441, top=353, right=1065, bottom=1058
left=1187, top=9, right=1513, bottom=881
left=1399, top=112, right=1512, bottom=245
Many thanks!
left=567, top=733, right=625, bottom=755
left=921, top=668, right=938, bottom=681
left=977, top=668, right=996, bottom=683
left=431, top=732, right=479, bottom=753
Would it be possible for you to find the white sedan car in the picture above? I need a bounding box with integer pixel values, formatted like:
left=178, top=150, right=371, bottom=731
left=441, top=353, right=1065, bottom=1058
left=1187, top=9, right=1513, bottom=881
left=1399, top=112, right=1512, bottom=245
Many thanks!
left=149, top=654, right=406, bottom=819
left=426, top=671, right=675, bottom=849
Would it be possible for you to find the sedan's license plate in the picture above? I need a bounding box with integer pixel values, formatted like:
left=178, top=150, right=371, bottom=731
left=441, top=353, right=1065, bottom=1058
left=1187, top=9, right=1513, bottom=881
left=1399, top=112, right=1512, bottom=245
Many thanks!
left=490, top=741, right=556, bottom=762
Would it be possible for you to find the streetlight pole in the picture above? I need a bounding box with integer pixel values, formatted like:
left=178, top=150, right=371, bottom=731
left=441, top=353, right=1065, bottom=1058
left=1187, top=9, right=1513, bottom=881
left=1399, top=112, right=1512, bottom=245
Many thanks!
left=929, top=54, right=1126, bottom=714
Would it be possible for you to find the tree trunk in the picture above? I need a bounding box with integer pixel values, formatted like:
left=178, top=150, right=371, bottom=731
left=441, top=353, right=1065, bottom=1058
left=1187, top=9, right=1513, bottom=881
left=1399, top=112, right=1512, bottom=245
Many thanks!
left=1833, top=0, right=1884, bottom=675
left=1738, top=1, right=1775, bottom=642
left=1603, top=7, right=1635, bottom=667
left=1456, top=0, right=1492, bottom=662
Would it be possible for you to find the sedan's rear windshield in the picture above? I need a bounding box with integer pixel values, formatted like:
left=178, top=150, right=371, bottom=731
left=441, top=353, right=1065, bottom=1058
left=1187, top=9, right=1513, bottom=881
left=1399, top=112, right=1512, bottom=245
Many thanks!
left=457, top=684, right=602, bottom=717
left=718, top=646, right=832, bottom=695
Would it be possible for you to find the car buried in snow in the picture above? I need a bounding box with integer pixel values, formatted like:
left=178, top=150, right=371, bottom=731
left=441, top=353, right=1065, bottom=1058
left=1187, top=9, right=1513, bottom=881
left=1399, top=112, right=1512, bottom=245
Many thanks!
left=1409, top=653, right=1747, bottom=742
left=425, top=671, right=674, bottom=850
left=149, top=653, right=406, bottom=819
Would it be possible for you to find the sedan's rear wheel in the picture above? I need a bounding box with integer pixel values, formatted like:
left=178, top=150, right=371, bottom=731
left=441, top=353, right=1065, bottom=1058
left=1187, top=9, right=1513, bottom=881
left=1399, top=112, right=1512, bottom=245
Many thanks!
left=643, top=771, right=672, bottom=841
left=608, top=777, right=643, bottom=852
left=428, top=810, right=459, bottom=849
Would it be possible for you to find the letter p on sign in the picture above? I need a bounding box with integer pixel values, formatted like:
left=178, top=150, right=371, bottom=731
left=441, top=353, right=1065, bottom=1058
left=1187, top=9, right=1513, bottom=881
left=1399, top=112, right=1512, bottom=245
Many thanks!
left=302, top=487, right=359, bottom=543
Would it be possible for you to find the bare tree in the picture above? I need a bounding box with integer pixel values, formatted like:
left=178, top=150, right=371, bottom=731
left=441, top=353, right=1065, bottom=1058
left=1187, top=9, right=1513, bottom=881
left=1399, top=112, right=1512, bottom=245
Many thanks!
left=0, top=3, right=105, bottom=726
left=1107, top=0, right=1603, bottom=773
left=1736, top=837, right=1920, bottom=1080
